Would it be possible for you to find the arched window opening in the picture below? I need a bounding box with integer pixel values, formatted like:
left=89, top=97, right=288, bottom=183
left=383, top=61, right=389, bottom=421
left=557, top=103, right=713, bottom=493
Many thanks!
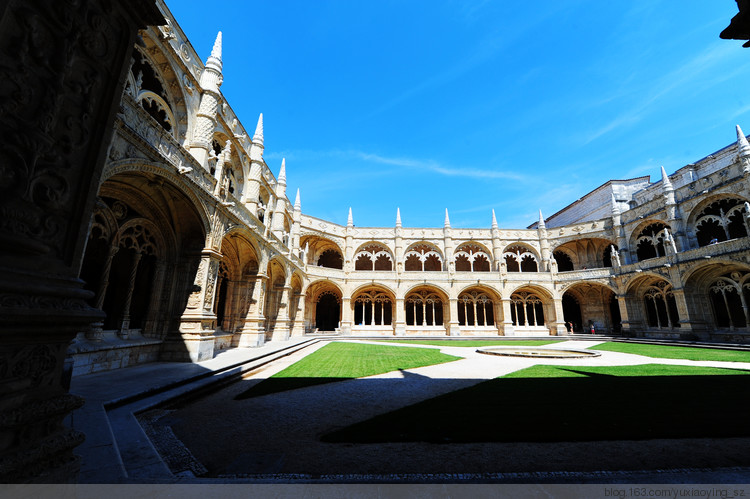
left=102, top=223, right=160, bottom=331
left=404, top=245, right=443, bottom=272
left=355, top=254, right=373, bottom=271
left=553, top=251, right=574, bottom=271
left=354, top=291, right=393, bottom=326
left=473, top=254, right=490, bottom=272
left=636, top=222, right=669, bottom=262
left=353, top=244, right=393, bottom=271
left=504, top=246, right=538, bottom=273
left=374, top=254, right=392, bottom=271
left=709, top=272, right=750, bottom=329
left=455, top=254, right=471, bottom=272
left=695, top=199, right=749, bottom=247
left=458, top=291, right=494, bottom=326
left=129, top=51, right=175, bottom=134
left=454, top=244, right=492, bottom=272
left=643, top=281, right=680, bottom=329
left=405, top=291, right=444, bottom=326
left=520, top=255, right=538, bottom=272
left=510, top=291, right=545, bottom=326
left=318, top=249, right=343, bottom=269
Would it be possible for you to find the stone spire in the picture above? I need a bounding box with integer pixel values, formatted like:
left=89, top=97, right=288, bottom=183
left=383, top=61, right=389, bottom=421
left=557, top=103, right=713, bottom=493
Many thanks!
left=444, top=208, right=451, bottom=228
left=278, top=158, right=286, bottom=186
left=737, top=124, right=750, bottom=158
left=396, top=207, right=402, bottom=227
left=252, top=113, right=264, bottom=147
left=737, top=125, right=750, bottom=176
left=294, top=188, right=301, bottom=211
left=347, top=207, right=353, bottom=227
left=538, top=209, right=546, bottom=229
left=206, top=31, right=223, bottom=72
left=660, top=166, right=673, bottom=192
left=491, top=209, right=498, bottom=229
left=188, top=31, right=224, bottom=168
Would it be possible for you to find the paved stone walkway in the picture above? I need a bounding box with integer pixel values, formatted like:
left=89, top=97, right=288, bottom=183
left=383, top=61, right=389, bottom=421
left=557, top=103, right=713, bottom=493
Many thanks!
left=148, top=339, right=750, bottom=480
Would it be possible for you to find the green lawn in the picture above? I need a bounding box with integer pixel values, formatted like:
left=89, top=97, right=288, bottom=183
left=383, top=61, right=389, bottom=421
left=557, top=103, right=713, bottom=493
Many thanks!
left=235, top=341, right=461, bottom=399
left=591, top=342, right=750, bottom=363
left=321, top=363, right=750, bottom=443
left=376, top=339, right=563, bottom=348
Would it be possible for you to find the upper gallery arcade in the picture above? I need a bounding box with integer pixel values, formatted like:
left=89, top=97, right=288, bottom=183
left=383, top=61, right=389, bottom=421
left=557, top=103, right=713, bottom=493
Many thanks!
left=71, top=0, right=750, bottom=373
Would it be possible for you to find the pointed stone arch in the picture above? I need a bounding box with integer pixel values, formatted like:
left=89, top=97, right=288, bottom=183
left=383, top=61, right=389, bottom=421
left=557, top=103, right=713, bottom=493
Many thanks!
left=404, top=242, right=444, bottom=272
left=305, top=280, right=343, bottom=332
left=686, top=194, right=749, bottom=247
left=354, top=242, right=394, bottom=271
left=454, top=242, right=492, bottom=272
left=502, top=244, right=539, bottom=272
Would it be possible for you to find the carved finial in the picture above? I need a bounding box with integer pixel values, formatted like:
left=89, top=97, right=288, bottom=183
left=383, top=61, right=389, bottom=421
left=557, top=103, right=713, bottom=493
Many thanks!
left=737, top=124, right=750, bottom=158
left=347, top=207, right=353, bottom=227
left=444, top=208, right=451, bottom=228
left=660, top=166, right=673, bottom=191
left=278, top=158, right=286, bottom=185
left=294, top=188, right=301, bottom=211
left=396, top=207, right=402, bottom=227
left=538, top=209, right=545, bottom=229
left=253, top=113, right=264, bottom=145
left=206, top=31, right=223, bottom=72
left=491, top=209, right=498, bottom=229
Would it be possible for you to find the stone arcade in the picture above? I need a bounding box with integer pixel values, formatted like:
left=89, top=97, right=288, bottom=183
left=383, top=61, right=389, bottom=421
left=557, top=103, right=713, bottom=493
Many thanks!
left=2, top=0, right=750, bottom=483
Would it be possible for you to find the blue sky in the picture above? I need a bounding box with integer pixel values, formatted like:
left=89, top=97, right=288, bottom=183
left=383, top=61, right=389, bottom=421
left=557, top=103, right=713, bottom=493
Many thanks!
left=167, top=1, right=750, bottom=229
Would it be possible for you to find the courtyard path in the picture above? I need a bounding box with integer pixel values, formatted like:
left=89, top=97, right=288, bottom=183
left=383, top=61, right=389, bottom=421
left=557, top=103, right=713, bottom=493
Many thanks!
left=159, top=338, right=750, bottom=477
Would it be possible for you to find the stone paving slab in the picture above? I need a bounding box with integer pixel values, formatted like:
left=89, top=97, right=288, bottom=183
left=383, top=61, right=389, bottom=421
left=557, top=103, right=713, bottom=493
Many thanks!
left=72, top=336, right=750, bottom=482
left=69, top=337, right=316, bottom=483
left=155, top=339, right=750, bottom=479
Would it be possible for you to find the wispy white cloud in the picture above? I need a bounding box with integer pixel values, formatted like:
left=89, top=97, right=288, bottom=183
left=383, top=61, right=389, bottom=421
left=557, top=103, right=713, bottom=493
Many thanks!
left=582, top=42, right=740, bottom=144
left=267, top=148, right=527, bottom=181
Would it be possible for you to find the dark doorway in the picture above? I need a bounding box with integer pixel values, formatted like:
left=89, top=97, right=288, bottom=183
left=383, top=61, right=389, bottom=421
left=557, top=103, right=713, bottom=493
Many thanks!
left=316, top=294, right=340, bottom=331
left=562, top=293, right=582, bottom=332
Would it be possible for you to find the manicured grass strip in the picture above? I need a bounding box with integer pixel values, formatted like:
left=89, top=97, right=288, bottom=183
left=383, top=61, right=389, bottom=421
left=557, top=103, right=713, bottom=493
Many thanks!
left=375, top=339, right=563, bottom=348
left=321, top=364, right=750, bottom=443
left=591, top=341, right=750, bottom=363
left=236, top=342, right=461, bottom=399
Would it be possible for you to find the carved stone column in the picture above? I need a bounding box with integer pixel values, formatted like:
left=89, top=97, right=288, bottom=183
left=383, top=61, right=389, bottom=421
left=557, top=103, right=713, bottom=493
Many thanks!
left=291, top=291, right=306, bottom=337
left=271, top=281, right=292, bottom=341
left=237, top=274, right=267, bottom=347
left=0, top=0, right=162, bottom=482
left=340, top=296, right=352, bottom=335
left=448, top=298, right=460, bottom=336
left=118, top=250, right=143, bottom=338
left=142, top=261, right=167, bottom=338
left=494, top=300, right=504, bottom=336
left=671, top=287, right=696, bottom=334
left=617, top=295, right=635, bottom=336
left=551, top=297, right=567, bottom=336
left=501, top=298, right=515, bottom=336
left=394, top=297, right=406, bottom=336
left=86, top=243, right=120, bottom=341
left=173, top=249, right=221, bottom=361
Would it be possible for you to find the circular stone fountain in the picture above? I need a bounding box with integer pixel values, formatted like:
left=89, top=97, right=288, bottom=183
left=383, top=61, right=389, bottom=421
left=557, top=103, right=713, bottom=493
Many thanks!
left=476, top=346, right=601, bottom=359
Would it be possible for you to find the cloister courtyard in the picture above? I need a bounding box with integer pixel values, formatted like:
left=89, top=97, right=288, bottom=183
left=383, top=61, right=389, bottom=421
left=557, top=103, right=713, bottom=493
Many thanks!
left=70, top=337, right=750, bottom=482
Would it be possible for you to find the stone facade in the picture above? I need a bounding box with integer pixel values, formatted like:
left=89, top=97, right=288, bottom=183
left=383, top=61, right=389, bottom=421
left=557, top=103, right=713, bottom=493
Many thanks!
left=63, top=0, right=750, bottom=379
left=0, top=0, right=163, bottom=482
